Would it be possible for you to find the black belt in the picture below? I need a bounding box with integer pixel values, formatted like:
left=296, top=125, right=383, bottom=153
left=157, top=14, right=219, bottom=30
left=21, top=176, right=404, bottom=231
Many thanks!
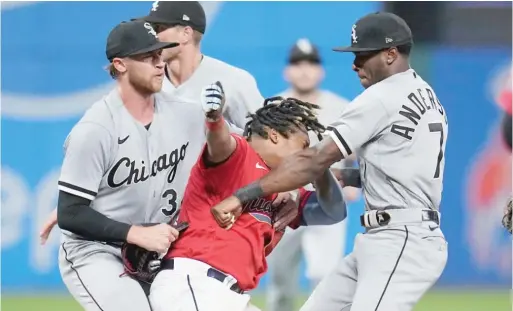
left=161, top=259, right=244, bottom=294
left=359, top=209, right=440, bottom=227
left=425, top=210, right=440, bottom=225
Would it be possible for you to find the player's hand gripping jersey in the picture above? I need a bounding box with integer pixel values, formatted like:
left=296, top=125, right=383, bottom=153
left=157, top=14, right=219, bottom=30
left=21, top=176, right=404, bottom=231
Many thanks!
left=166, top=136, right=308, bottom=291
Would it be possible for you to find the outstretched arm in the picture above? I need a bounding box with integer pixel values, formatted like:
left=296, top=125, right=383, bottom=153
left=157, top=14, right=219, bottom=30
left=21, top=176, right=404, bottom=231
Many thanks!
left=205, top=119, right=236, bottom=164
left=211, top=138, right=343, bottom=228
left=202, top=82, right=237, bottom=164
left=234, top=91, right=389, bottom=202
left=238, top=138, right=343, bottom=200
left=211, top=92, right=390, bottom=228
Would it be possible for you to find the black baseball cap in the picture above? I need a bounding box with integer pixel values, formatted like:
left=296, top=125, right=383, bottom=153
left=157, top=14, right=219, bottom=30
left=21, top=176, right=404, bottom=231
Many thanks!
left=106, top=20, right=178, bottom=62
left=333, top=12, right=413, bottom=52
left=138, top=1, right=206, bottom=34
left=288, top=38, right=322, bottom=64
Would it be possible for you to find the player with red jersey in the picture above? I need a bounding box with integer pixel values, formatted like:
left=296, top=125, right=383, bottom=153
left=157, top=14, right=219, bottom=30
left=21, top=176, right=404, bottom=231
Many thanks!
left=149, top=82, right=348, bottom=311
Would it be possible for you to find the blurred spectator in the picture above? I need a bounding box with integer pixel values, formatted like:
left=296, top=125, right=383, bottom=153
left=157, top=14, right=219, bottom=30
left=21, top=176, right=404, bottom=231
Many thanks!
left=465, top=63, right=512, bottom=275
left=266, top=38, right=358, bottom=311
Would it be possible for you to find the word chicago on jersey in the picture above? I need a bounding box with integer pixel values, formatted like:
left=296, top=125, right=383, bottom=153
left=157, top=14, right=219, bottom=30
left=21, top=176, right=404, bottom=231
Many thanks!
left=107, top=142, right=189, bottom=188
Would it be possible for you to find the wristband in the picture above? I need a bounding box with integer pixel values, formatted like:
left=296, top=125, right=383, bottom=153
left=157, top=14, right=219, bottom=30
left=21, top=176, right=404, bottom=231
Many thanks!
left=205, top=116, right=225, bottom=131
left=234, top=181, right=264, bottom=203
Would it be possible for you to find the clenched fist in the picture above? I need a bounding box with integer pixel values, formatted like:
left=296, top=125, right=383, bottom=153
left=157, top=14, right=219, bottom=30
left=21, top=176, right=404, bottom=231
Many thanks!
left=211, top=196, right=243, bottom=229
left=126, top=224, right=179, bottom=254
left=201, top=81, right=225, bottom=122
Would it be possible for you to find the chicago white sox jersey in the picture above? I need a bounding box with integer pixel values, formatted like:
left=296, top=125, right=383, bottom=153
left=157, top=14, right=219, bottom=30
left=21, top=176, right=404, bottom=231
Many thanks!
left=161, top=55, right=264, bottom=130
left=327, top=69, right=448, bottom=211
left=58, top=89, right=205, bottom=239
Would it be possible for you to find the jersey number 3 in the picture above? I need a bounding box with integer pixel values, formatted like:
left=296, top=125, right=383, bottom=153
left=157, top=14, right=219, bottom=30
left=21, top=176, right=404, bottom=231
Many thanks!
left=161, top=188, right=177, bottom=217
left=428, top=122, right=444, bottom=179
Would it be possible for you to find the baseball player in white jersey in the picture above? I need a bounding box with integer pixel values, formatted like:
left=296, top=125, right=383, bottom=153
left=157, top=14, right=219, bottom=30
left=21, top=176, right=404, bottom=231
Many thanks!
left=56, top=20, right=207, bottom=311
left=139, top=1, right=264, bottom=132
left=39, top=3, right=269, bottom=310
left=210, top=12, right=449, bottom=311
left=267, top=38, right=359, bottom=311
left=39, top=1, right=265, bottom=244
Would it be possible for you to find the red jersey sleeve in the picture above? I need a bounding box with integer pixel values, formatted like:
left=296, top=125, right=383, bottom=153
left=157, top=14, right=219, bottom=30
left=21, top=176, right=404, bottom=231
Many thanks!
left=197, top=134, right=251, bottom=197
left=197, top=134, right=247, bottom=170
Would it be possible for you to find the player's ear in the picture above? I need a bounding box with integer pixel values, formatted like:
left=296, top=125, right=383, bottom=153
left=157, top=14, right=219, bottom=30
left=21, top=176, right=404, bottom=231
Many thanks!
left=385, top=48, right=398, bottom=65
left=112, top=58, right=128, bottom=74
left=269, top=129, right=279, bottom=144
left=181, top=25, right=194, bottom=44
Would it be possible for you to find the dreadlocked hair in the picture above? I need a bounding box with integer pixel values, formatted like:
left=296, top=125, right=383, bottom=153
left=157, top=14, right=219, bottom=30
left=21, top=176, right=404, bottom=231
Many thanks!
left=243, top=96, right=326, bottom=141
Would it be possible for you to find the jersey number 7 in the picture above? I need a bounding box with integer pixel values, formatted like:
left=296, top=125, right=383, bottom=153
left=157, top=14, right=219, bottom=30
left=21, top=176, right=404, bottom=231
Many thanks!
left=428, top=122, right=444, bottom=179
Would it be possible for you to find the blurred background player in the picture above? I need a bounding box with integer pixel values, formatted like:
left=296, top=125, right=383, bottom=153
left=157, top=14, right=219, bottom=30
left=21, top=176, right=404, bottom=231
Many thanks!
left=266, top=38, right=359, bottom=311
left=466, top=63, right=512, bottom=272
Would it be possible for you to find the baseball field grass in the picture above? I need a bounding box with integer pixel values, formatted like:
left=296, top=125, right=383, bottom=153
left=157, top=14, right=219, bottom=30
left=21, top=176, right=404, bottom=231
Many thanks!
left=1, top=289, right=510, bottom=311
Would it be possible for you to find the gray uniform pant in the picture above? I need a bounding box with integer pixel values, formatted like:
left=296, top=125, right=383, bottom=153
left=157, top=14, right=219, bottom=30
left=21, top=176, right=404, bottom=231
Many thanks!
left=299, top=222, right=447, bottom=311
left=59, top=236, right=151, bottom=311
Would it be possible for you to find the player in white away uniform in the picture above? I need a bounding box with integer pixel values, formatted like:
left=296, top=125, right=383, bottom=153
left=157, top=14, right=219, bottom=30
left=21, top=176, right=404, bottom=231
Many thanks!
left=56, top=20, right=206, bottom=311
left=139, top=1, right=264, bottom=132
left=39, top=2, right=265, bottom=244
left=267, top=38, right=359, bottom=311
left=40, top=3, right=268, bottom=311
left=211, top=12, right=448, bottom=311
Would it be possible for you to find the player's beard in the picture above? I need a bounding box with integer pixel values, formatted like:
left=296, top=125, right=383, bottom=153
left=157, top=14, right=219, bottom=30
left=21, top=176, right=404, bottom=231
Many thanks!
left=129, top=71, right=162, bottom=95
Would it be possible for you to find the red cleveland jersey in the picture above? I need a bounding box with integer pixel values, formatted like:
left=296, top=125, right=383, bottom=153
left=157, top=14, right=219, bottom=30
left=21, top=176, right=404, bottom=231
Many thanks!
left=166, top=135, right=308, bottom=290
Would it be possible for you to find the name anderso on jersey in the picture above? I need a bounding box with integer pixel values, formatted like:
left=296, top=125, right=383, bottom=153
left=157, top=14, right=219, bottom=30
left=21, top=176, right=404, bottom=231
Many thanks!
left=107, top=142, right=189, bottom=188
